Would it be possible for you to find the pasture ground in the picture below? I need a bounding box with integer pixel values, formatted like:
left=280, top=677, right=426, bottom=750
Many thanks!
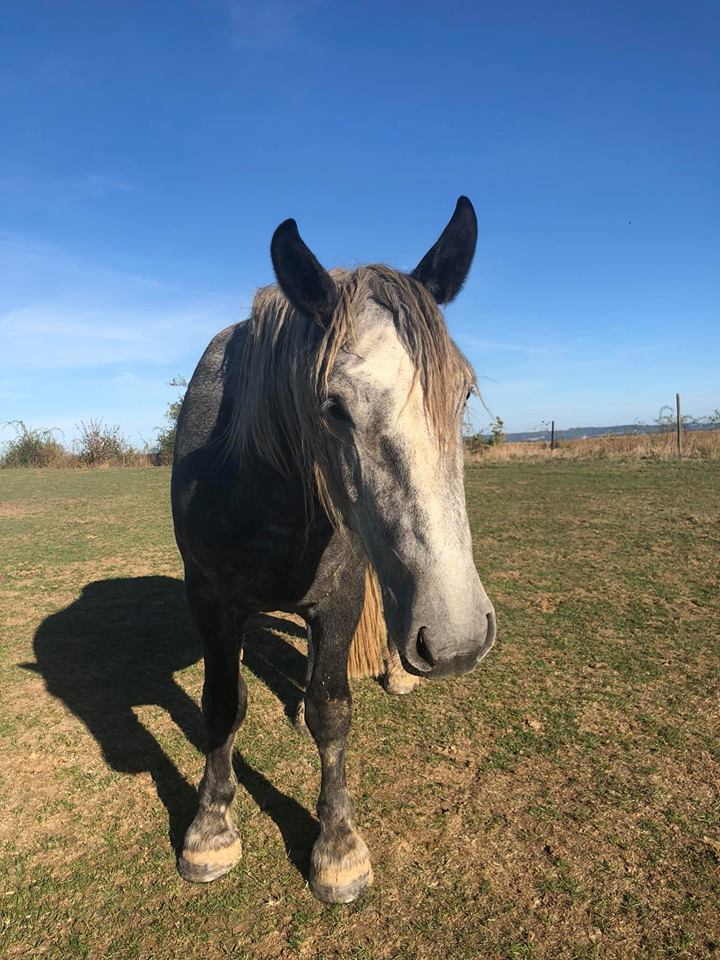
left=0, top=462, right=718, bottom=959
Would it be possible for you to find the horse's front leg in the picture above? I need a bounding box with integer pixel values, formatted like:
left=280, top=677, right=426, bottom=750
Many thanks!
left=178, top=574, right=247, bottom=883
left=304, top=595, right=373, bottom=904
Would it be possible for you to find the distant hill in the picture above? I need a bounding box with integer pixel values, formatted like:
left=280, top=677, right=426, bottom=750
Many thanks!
left=505, top=422, right=718, bottom=443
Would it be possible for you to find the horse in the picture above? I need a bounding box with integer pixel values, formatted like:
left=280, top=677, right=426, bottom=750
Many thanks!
left=170, top=196, right=497, bottom=904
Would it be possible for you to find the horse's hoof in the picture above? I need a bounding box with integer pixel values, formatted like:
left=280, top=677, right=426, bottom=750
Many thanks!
left=178, top=810, right=242, bottom=883
left=309, top=832, right=373, bottom=904
left=383, top=671, right=421, bottom=695
left=293, top=699, right=310, bottom=736
left=178, top=834, right=242, bottom=883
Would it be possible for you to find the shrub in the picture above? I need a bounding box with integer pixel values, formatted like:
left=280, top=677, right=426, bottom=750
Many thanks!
left=75, top=419, right=129, bottom=466
left=465, top=432, right=488, bottom=456
left=1, top=421, right=67, bottom=467
left=154, top=376, right=187, bottom=465
left=489, top=416, right=505, bottom=446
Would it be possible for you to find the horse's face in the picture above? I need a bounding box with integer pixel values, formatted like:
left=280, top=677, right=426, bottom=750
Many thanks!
left=271, top=198, right=496, bottom=677
left=325, top=306, right=496, bottom=677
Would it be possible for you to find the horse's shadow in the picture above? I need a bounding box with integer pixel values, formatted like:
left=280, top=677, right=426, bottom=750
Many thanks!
left=24, top=575, right=318, bottom=876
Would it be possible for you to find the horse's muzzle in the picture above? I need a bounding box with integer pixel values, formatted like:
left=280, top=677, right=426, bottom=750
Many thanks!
left=400, top=611, right=497, bottom=678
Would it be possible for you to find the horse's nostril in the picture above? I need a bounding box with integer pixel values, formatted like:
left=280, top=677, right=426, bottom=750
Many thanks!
left=415, top=627, right=435, bottom=668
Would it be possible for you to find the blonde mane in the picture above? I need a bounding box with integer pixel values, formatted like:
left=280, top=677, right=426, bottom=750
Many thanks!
left=227, top=264, right=476, bottom=523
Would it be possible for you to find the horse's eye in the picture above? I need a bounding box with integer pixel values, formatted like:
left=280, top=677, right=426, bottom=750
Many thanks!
left=324, top=396, right=352, bottom=424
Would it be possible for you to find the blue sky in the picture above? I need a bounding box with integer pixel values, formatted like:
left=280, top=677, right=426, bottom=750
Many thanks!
left=1, top=0, right=718, bottom=445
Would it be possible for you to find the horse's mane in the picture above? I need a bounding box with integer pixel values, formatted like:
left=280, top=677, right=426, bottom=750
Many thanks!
left=227, top=264, right=476, bottom=523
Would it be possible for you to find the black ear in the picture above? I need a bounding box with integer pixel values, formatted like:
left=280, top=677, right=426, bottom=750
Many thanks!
left=410, top=196, right=477, bottom=304
left=270, top=218, right=339, bottom=323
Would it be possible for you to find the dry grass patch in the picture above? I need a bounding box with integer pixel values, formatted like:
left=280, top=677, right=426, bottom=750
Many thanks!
left=469, top=428, right=720, bottom=463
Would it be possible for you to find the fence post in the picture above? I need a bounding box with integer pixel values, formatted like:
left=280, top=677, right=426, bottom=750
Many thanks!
left=550, top=420, right=555, bottom=451
left=676, top=393, right=681, bottom=459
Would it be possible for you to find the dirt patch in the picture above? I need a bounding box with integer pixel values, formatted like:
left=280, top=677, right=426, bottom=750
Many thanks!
left=0, top=501, right=37, bottom=520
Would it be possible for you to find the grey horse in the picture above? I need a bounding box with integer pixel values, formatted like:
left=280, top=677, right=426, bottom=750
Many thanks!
left=171, top=196, right=496, bottom=903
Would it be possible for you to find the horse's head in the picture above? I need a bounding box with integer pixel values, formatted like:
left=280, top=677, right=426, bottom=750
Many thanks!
left=269, top=198, right=496, bottom=678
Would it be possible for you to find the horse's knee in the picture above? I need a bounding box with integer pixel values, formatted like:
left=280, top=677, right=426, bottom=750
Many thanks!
left=304, top=692, right=351, bottom=746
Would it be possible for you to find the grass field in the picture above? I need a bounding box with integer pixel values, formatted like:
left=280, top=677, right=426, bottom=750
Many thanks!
left=1, top=462, right=718, bottom=959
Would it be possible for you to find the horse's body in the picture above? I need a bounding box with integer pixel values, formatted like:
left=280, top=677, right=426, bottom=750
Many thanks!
left=171, top=198, right=496, bottom=902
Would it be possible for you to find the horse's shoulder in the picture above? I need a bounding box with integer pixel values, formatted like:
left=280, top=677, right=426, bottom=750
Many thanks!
left=173, top=321, right=248, bottom=464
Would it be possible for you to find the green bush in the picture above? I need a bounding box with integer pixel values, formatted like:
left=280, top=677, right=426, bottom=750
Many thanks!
left=154, top=376, right=187, bottom=465
left=489, top=416, right=505, bottom=446
left=465, top=433, right=488, bottom=456
left=1, top=421, right=67, bottom=468
left=466, top=416, right=505, bottom=455
left=75, top=419, right=129, bottom=466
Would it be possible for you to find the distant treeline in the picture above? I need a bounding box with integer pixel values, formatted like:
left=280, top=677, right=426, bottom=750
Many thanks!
left=466, top=427, right=720, bottom=463
left=505, top=415, right=720, bottom=444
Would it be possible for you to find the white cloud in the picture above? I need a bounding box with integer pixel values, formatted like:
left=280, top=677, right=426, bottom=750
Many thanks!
left=0, top=235, right=252, bottom=442
left=0, top=299, right=242, bottom=369
left=0, top=236, right=250, bottom=372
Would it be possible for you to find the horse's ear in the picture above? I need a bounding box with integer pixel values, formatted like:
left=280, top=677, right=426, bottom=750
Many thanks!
left=410, top=196, right=477, bottom=304
left=270, top=218, right=339, bottom=323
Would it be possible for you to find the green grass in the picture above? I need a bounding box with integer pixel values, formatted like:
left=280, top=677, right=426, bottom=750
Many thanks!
left=1, top=462, right=719, bottom=959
